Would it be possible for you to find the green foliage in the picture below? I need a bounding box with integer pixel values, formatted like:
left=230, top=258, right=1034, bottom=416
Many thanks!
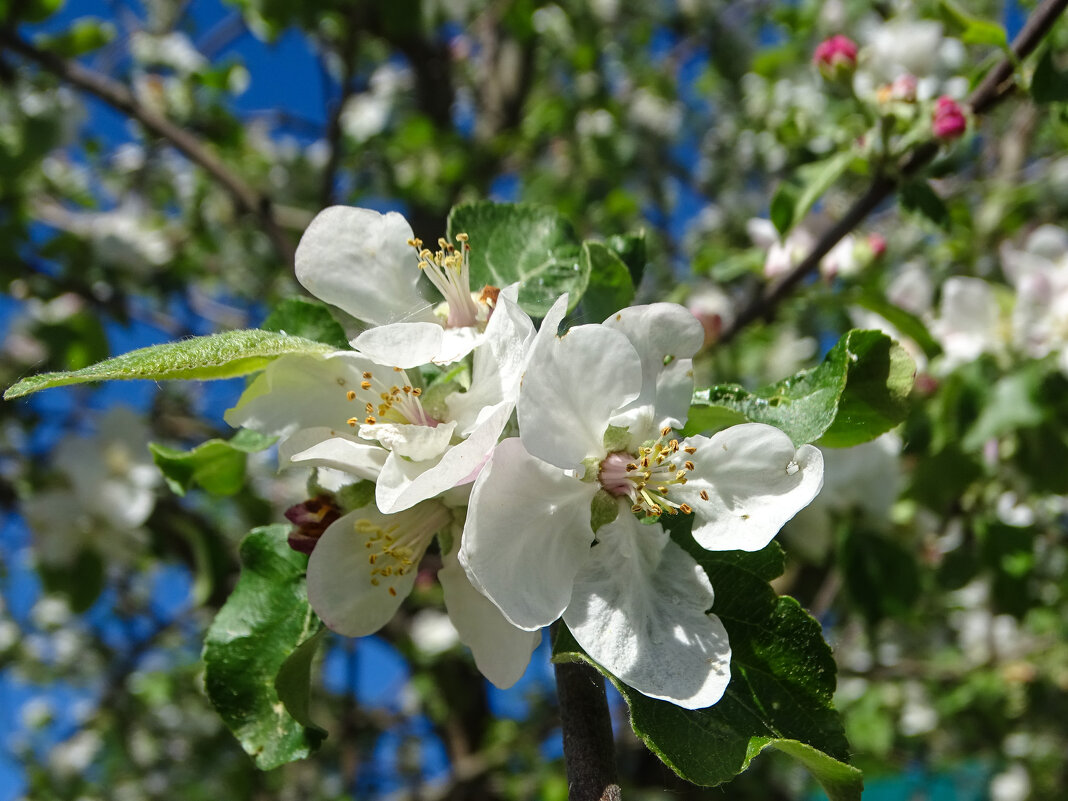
left=37, top=549, right=106, bottom=613
left=840, top=527, right=920, bottom=624
left=687, top=329, right=915, bottom=447
left=771, top=151, right=854, bottom=236
left=150, top=429, right=276, bottom=497
left=37, top=17, right=115, bottom=56
left=580, top=241, right=635, bottom=321
left=203, top=526, right=326, bottom=770
left=261, top=297, right=350, bottom=350
left=4, top=329, right=333, bottom=400
left=900, top=181, right=951, bottom=230
left=555, top=525, right=861, bottom=799
left=446, top=201, right=587, bottom=317
left=938, top=0, right=1009, bottom=49
left=1032, top=47, right=1068, bottom=103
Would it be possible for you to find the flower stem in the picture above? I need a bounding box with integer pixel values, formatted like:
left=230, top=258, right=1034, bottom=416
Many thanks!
left=554, top=655, right=622, bottom=801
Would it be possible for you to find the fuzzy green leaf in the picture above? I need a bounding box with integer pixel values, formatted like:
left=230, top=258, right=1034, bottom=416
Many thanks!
left=5, top=329, right=334, bottom=400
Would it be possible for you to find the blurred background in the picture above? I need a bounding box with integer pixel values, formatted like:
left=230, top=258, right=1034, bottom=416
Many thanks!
left=2, top=0, right=1067, bottom=799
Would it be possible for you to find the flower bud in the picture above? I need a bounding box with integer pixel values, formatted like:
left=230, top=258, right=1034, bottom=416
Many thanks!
left=932, top=95, right=967, bottom=140
left=813, top=35, right=858, bottom=81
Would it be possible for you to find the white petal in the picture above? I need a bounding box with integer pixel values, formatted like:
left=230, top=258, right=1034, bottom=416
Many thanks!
left=376, top=402, right=512, bottom=513
left=352, top=322, right=444, bottom=368
left=518, top=323, right=641, bottom=469
left=435, top=326, right=483, bottom=365
left=459, top=437, right=597, bottom=629
left=282, top=428, right=387, bottom=481
left=603, top=303, right=704, bottom=431
left=680, top=424, right=825, bottom=552
left=439, top=549, right=540, bottom=688
left=294, top=206, right=433, bottom=325
left=307, top=506, right=443, bottom=636
left=359, top=420, right=457, bottom=461
left=224, top=352, right=371, bottom=438
left=563, top=513, right=731, bottom=709
left=446, top=288, right=535, bottom=434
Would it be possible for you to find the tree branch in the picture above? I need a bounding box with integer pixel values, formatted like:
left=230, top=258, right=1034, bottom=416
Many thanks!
left=318, top=6, right=363, bottom=209
left=718, top=0, right=1068, bottom=344
left=0, top=29, right=296, bottom=266
left=555, top=654, right=622, bottom=801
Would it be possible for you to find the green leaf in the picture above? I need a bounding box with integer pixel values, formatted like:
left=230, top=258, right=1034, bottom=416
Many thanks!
left=605, top=231, right=647, bottom=287
left=1031, top=47, right=1068, bottom=104
left=203, top=525, right=325, bottom=769
left=5, top=329, right=333, bottom=400
left=769, top=151, right=853, bottom=237
left=149, top=429, right=276, bottom=497
left=900, top=181, right=951, bottom=230
left=580, top=241, right=635, bottom=321
left=852, top=291, right=941, bottom=359
left=446, top=201, right=587, bottom=317
left=275, top=627, right=328, bottom=744
left=769, top=183, right=797, bottom=236
left=840, top=526, right=920, bottom=624
left=38, top=548, right=105, bottom=613
left=687, top=330, right=915, bottom=447
left=792, top=152, right=854, bottom=230
left=262, top=297, right=350, bottom=350
left=938, top=0, right=1009, bottom=49
left=961, top=368, right=1045, bottom=451
left=554, top=530, right=860, bottom=798
left=38, top=17, right=115, bottom=57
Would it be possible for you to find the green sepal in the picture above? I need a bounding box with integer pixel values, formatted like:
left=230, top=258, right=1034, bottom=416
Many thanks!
left=602, top=424, right=631, bottom=453
left=5, top=329, right=334, bottom=400
left=590, top=490, right=620, bottom=534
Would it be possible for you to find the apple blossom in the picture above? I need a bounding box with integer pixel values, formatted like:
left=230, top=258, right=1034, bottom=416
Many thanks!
left=999, top=225, right=1068, bottom=372
left=306, top=500, right=539, bottom=688
left=461, top=302, right=824, bottom=708
left=294, top=205, right=501, bottom=366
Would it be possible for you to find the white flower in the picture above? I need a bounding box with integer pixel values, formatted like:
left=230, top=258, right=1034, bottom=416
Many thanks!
left=930, top=277, right=1003, bottom=369
left=228, top=286, right=534, bottom=514
left=306, top=503, right=539, bottom=688
left=22, top=406, right=159, bottom=566
left=1000, top=225, right=1068, bottom=372
left=461, top=303, right=824, bottom=708
left=296, top=206, right=502, bottom=366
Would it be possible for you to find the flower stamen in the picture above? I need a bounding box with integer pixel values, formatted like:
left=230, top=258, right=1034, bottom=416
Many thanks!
left=598, top=428, right=698, bottom=518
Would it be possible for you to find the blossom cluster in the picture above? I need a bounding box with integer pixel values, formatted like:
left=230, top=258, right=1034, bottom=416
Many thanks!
left=227, top=206, right=825, bottom=708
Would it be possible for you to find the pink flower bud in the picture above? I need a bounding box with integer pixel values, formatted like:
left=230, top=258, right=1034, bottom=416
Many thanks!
left=868, top=233, right=887, bottom=258
left=813, top=35, right=858, bottom=80
left=932, top=95, right=967, bottom=140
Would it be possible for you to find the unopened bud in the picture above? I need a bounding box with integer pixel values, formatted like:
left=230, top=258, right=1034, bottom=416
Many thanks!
left=813, top=35, right=858, bottom=81
left=932, top=96, right=967, bottom=141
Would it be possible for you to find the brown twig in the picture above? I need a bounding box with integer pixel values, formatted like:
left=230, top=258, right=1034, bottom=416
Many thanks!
left=718, top=0, right=1068, bottom=344
left=0, top=29, right=296, bottom=266
left=555, top=654, right=622, bottom=801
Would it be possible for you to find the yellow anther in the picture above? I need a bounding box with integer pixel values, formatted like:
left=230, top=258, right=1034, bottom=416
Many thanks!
left=699, top=490, right=709, bottom=501
left=388, top=587, right=398, bottom=597
left=361, top=380, right=371, bottom=390
left=362, top=371, right=373, bottom=379
left=679, top=503, right=693, bottom=515
left=684, top=461, right=695, bottom=471
left=684, top=446, right=697, bottom=455
left=346, top=390, right=357, bottom=401
left=347, top=417, right=359, bottom=427
left=365, top=416, right=377, bottom=425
